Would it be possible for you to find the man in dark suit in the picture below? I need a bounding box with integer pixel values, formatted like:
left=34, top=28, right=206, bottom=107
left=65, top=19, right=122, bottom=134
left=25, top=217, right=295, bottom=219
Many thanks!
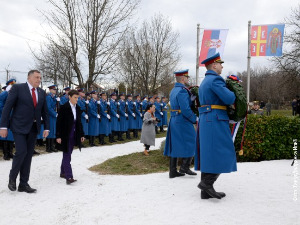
left=0, top=70, right=49, bottom=193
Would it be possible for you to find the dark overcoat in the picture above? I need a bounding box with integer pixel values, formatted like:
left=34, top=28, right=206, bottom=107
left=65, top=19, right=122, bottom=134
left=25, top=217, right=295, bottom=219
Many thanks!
left=56, top=102, right=84, bottom=153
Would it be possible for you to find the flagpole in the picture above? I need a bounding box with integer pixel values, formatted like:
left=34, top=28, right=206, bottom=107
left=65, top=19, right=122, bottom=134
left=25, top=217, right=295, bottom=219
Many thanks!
left=196, top=24, right=200, bottom=86
left=247, top=20, right=251, bottom=104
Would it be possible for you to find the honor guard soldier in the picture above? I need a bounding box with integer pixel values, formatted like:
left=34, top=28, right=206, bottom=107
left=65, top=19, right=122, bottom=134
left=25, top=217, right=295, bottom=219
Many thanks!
left=154, top=96, right=163, bottom=133
left=196, top=53, right=236, bottom=200
left=126, top=94, right=138, bottom=138
left=59, top=87, right=70, bottom=105
left=161, top=97, right=168, bottom=128
left=88, top=91, right=99, bottom=146
left=0, top=79, right=16, bottom=160
left=163, top=70, right=197, bottom=178
left=46, top=85, right=58, bottom=152
left=110, top=92, right=122, bottom=141
left=98, top=92, right=111, bottom=144
left=118, top=93, right=129, bottom=139
left=142, top=95, right=148, bottom=116
left=148, top=96, right=155, bottom=105
left=248, top=101, right=264, bottom=115
left=134, top=94, right=143, bottom=132
left=77, top=88, right=89, bottom=144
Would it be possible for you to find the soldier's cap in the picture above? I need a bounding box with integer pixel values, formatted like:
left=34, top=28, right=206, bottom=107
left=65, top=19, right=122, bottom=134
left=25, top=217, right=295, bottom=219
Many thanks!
left=201, top=52, right=224, bottom=66
left=86, top=92, right=90, bottom=96
left=63, top=87, right=71, bottom=91
left=6, top=79, right=16, bottom=86
left=110, top=92, right=117, bottom=96
left=100, top=92, right=106, bottom=96
left=155, top=96, right=160, bottom=99
left=174, top=69, right=189, bottom=77
left=119, top=92, right=125, bottom=97
left=2, top=85, right=7, bottom=90
left=161, top=96, right=166, bottom=99
left=143, top=95, right=148, bottom=99
left=90, top=90, right=97, bottom=95
left=48, top=84, right=57, bottom=90
left=77, top=88, right=84, bottom=92
left=148, top=96, right=153, bottom=100
left=127, top=94, right=133, bottom=97
left=253, top=101, right=259, bottom=105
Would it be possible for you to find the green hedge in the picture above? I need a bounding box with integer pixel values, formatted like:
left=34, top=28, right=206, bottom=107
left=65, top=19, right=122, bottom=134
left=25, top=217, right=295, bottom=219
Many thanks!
left=234, top=115, right=300, bottom=162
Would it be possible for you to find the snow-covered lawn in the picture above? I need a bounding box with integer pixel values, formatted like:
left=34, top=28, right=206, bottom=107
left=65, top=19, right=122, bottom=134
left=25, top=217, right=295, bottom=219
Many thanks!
left=0, top=137, right=299, bottom=225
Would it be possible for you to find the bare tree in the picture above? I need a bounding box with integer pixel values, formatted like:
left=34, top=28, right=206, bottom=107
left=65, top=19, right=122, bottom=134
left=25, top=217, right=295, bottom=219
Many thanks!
left=34, top=0, right=139, bottom=88
left=271, top=5, right=300, bottom=77
left=117, top=14, right=180, bottom=95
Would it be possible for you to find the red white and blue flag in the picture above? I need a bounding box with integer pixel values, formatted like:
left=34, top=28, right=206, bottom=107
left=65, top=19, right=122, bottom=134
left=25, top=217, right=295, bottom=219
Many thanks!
left=199, top=29, right=228, bottom=67
left=251, top=24, right=285, bottom=57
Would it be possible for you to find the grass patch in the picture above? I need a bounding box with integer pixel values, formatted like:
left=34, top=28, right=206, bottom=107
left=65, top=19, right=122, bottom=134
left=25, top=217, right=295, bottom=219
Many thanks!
left=90, top=140, right=168, bottom=175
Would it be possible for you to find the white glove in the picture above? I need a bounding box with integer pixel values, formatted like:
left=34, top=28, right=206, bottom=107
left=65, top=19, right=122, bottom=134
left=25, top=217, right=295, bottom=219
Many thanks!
left=85, top=115, right=88, bottom=120
left=160, top=112, right=163, bottom=116
left=132, top=113, right=135, bottom=117
left=41, top=117, right=43, bottom=121
left=85, top=100, right=89, bottom=104
left=107, top=102, right=110, bottom=105
left=97, top=114, right=100, bottom=119
left=160, top=103, right=163, bottom=106
left=140, top=102, right=143, bottom=105
left=117, top=102, right=120, bottom=105
left=164, top=106, right=167, bottom=109
left=116, top=114, right=120, bottom=118
left=125, top=113, right=128, bottom=117
left=126, top=102, right=128, bottom=105
left=97, top=100, right=101, bottom=104
left=107, top=115, right=111, bottom=119
left=133, top=102, right=136, bottom=105
left=56, top=114, right=58, bottom=117
left=191, top=95, right=196, bottom=101
left=140, top=113, right=142, bottom=117
left=56, top=97, right=60, bottom=101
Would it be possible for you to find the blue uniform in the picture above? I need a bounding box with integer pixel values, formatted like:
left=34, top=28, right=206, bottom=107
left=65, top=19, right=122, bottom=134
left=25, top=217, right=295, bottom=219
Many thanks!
left=77, top=97, right=89, bottom=135
left=88, top=99, right=99, bottom=136
left=164, top=83, right=197, bottom=157
left=194, top=70, right=236, bottom=173
left=127, top=100, right=137, bottom=129
left=162, top=101, right=168, bottom=126
left=60, top=94, right=69, bottom=105
left=99, top=100, right=110, bottom=136
left=110, top=99, right=120, bottom=132
left=135, top=100, right=143, bottom=129
left=0, top=91, right=14, bottom=141
left=154, top=101, right=163, bottom=127
left=142, top=99, right=148, bottom=114
left=46, top=93, right=57, bottom=138
left=119, top=100, right=128, bottom=132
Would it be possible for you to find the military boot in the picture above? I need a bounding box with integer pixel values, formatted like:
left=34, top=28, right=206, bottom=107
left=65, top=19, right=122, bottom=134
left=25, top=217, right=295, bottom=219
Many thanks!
left=169, top=157, right=185, bottom=178
left=179, top=157, right=197, bottom=175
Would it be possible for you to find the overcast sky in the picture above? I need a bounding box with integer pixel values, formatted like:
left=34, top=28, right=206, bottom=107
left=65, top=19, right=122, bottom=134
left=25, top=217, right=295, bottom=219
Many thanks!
left=0, top=0, right=299, bottom=86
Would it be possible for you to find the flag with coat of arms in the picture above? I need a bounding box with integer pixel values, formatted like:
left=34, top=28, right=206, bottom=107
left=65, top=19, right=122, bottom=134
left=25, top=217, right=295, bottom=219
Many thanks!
left=199, top=29, right=229, bottom=67
left=251, top=24, right=285, bottom=57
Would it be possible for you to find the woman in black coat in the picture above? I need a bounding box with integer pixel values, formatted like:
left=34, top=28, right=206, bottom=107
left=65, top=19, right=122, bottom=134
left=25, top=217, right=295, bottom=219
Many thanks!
left=56, top=89, right=85, bottom=184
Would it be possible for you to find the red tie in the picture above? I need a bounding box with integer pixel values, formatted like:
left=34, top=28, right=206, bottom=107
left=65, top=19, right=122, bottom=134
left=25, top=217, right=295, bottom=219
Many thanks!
left=32, top=88, right=37, bottom=108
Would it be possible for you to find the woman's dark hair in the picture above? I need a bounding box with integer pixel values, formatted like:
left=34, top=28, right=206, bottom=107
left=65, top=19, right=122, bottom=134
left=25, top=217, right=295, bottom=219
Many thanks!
left=68, top=89, right=79, bottom=97
left=145, top=104, right=154, bottom=111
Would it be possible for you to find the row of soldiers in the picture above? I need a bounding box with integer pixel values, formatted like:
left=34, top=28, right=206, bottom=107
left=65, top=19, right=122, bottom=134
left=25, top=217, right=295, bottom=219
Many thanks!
left=1, top=82, right=169, bottom=158
left=36, top=86, right=169, bottom=153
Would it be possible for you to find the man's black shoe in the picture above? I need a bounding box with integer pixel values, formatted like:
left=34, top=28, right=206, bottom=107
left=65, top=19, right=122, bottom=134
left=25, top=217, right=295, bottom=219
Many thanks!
left=169, top=171, right=185, bottom=178
left=18, top=184, right=37, bottom=193
left=8, top=179, right=16, bottom=191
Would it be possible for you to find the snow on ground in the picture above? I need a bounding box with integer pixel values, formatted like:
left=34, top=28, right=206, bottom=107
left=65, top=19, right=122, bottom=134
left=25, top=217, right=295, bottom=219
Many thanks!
left=0, top=137, right=299, bottom=225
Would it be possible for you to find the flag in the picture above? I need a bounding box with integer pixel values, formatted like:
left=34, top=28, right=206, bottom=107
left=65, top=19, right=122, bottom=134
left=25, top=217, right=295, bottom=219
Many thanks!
left=199, top=29, right=228, bottom=67
left=251, top=24, right=285, bottom=57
